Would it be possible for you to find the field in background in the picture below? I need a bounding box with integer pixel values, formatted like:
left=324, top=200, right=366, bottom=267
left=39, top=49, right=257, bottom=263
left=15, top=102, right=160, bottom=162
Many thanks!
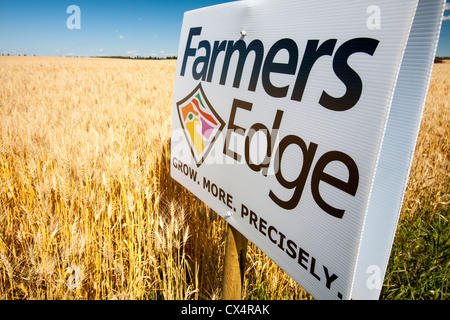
left=0, top=56, right=448, bottom=300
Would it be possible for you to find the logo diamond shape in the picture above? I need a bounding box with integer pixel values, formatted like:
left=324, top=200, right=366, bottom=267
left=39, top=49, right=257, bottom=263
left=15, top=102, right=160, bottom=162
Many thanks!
left=176, top=83, right=225, bottom=167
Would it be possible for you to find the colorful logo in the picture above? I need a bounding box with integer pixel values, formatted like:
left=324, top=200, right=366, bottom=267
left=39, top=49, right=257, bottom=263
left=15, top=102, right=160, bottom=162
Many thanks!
left=176, top=84, right=225, bottom=167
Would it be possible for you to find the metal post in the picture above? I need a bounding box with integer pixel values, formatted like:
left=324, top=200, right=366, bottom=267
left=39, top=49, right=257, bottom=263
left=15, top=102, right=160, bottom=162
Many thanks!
left=222, top=224, right=248, bottom=300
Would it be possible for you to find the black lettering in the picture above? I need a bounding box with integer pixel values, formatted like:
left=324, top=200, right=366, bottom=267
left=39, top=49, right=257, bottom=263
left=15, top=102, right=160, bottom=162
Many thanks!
left=219, top=188, right=225, bottom=203
left=192, top=40, right=211, bottom=80
left=203, top=176, right=210, bottom=191
left=181, top=27, right=202, bottom=76
left=286, top=240, right=297, bottom=259
left=298, top=248, right=309, bottom=270
left=245, top=110, right=283, bottom=176
left=311, top=151, right=359, bottom=219
left=249, top=210, right=258, bottom=229
left=259, top=217, right=267, bottom=236
left=211, top=183, right=218, bottom=197
left=268, top=226, right=278, bottom=244
left=291, top=39, right=337, bottom=102
left=220, top=39, right=264, bottom=91
left=206, top=40, right=227, bottom=82
left=323, top=266, right=338, bottom=289
left=278, top=232, right=286, bottom=251
left=319, top=38, right=379, bottom=111
left=245, top=123, right=270, bottom=172
left=262, top=38, right=299, bottom=98
left=269, top=135, right=318, bottom=210
left=223, top=99, right=252, bottom=161
left=181, top=30, right=379, bottom=113
left=189, top=167, right=197, bottom=181
left=227, top=193, right=233, bottom=209
left=241, top=204, right=249, bottom=218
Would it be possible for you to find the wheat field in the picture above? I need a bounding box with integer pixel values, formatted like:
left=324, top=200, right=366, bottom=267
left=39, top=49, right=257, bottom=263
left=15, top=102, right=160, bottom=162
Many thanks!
left=0, top=56, right=448, bottom=300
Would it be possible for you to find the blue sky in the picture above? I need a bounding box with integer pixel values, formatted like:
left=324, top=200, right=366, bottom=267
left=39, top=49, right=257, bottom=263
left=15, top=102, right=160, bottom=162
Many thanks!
left=1, top=0, right=449, bottom=57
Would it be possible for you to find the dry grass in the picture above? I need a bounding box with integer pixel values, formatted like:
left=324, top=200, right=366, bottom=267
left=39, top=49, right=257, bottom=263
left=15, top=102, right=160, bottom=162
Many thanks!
left=402, top=61, right=449, bottom=219
left=0, top=56, right=448, bottom=300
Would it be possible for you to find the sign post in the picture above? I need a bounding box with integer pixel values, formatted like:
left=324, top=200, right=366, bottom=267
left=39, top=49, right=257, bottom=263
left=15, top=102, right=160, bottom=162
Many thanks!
left=170, top=0, right=445, bottom=299
left=222, top=225, right=248, bottom=300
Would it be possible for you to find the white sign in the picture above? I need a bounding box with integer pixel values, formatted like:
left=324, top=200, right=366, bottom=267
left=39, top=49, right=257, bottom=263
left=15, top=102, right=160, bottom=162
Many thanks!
left=170, top=0, right=445, bottom=300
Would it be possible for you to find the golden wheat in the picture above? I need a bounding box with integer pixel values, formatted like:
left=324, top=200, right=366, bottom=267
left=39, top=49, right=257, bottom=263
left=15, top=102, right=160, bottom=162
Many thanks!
left=0, top=56, right=448, bottom=300
left=402, top=61, right=450, bottom=220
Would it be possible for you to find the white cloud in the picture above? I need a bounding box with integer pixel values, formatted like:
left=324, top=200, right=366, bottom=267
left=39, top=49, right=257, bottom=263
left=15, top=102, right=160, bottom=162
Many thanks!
left=126, top=50, right=139, bottom=56
left=99, top=49, right=103, bottom=52
left=119, top=35, right=124, bottom=39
